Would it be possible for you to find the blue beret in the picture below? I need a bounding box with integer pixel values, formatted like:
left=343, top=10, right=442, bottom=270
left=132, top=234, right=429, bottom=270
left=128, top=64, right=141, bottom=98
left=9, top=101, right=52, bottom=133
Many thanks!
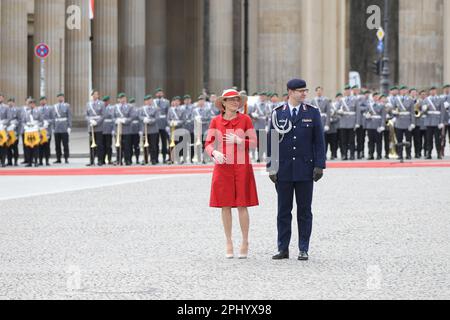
left=287, top=79, right=307, bottom=91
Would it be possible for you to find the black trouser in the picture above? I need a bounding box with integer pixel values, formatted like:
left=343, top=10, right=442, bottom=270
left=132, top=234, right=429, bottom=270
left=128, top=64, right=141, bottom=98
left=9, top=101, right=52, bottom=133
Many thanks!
left=89, top=131, right=104, bottom=165
left=54, top=132, right=70, bottom=161
left=339, top=129, right=355, bottom=159
left=131, top=134, right=140, bottom=163
left=412, top=127, right=425, bottom=157
left=39, top=138, right=51, bottom=164
left=255, top=130, right=266, bottom=162
left=395, top=128, right=412, bottom=158
left=7, top=141, right=19, bottom=165
left=356, top=127, right=366, bottom=156
left=158, top=129, right=169, bottom=162
left=383, top=130, right=390, bottom=157
left=426, top=126, right=441, bottom=157
left=189, top=132, right=195, bottom=162
left=367, top=129, right=382, bottom=158
left=25, top=146, right=39, bottom=165
left=22, top=134, right=27, bottom=163
left=0, top=146, right=6, bottom=166
left=102, top=134, right=113, bottom=164
left=325, top=133, right=338, bottom=158
left=144, top=133, right=160, bottom=164
left=117, top=134, right=132, bottom=165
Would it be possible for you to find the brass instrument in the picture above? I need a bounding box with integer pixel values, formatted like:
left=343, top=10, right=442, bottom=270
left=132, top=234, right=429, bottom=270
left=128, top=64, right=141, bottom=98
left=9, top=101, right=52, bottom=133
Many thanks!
left=90, top=124, right=97, bottom=149
left=115, top=121, right=122, bottom=148
left=386, top=119, right=398, bottom=159
left=144, top=122, right=150, bottom=148
left=169, top=121, right=176, bottom=149
left=414, top=102, right=422, bottom=118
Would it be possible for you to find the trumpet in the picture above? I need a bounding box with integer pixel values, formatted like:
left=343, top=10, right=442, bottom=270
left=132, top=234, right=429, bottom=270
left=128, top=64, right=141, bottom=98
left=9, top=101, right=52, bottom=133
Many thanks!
left=91, top=124, right=97, bottom=149
left=414, top=102, right=422, bottom=118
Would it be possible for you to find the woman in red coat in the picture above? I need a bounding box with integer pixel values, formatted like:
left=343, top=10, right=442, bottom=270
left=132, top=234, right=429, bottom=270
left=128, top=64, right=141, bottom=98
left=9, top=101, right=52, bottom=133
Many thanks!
left=205, top=89, right=259, bottom=259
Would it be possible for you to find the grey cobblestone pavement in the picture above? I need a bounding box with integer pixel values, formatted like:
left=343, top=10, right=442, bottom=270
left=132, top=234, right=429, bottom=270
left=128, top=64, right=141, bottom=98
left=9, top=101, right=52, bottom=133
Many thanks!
left=0, top=167, right=449, bottom=300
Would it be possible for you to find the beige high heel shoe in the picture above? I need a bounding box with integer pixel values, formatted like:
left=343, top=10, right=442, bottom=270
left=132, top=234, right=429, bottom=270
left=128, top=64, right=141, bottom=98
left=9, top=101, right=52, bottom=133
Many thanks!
left=226, top=243, right=234, bottom=259
left=238, top=242, right=249, bottom=259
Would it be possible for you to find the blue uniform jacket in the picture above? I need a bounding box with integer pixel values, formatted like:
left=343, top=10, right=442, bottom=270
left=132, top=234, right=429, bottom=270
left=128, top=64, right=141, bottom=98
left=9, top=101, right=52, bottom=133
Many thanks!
left=267, top=103, right=326, bottom=182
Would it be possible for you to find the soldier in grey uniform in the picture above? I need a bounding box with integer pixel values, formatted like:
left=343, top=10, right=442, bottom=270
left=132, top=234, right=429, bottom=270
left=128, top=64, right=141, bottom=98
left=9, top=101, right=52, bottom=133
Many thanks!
left=114, top=93, right=133, bottom=166
left=19, top=97, right=31, bottom=165
left=101, top=96, right=115, bottom=165
left=167, top=96, right=185, bottom=164
left=249, top=94, right=268, bottom=162
left=392, top=86, right=415, bottom=160
left=0, top=94, right=9, bottom=167
left=38, top=96, right=55, bottom=166
left=413, top=90, right=428, bottom=158
left=139, top=94, right=160, bottom=165
left=310, top=87, right=337, bottom=160
left=53, top=93, right=72, bottom=164
left=384, top=86, right=399, bottom=159
left=22, top=99, right=43, bottom=167
left=365, top=93, right=387, bottom=160
left=181, top=95, right=196, bottom=163
left=440, top=84, right=450, bottom=155
left=86, top=90, right=105, bottom=166
left=336, top=85, right=359, bottom=160
left=422, top=86, right=446, bottom=159
left=193, top=95, right=212, bottom=164
left=154, top=88, right=171, bottom=164
left=128, top=97, right=141, bottom=165
left=5, top=98, right=21, bottom=166
left=352, top=86, right=368, bottom=159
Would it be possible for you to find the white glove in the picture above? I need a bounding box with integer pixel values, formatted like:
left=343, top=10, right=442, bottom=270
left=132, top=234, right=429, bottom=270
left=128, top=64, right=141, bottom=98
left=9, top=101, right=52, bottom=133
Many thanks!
left=408, top=124, right=416, bottom=132
left=44, top=120, right=49, bottom=129
left=7, top=124, right=16, bottom=131
left=438, top=123, right=445, bottom=130
left=195, top=116, right=202, bottom=122
left=139, top=131, right=143, bottom=137
left=120, top=118, right=127, bottom=124
left=143, top=118, right=151, bottom=124
left=67, top=128, right=72, bottom=135
left=90, top=120, right=97, bottom=127
left=115, top=119, right=121, bottom=125
left=355, top=124, right=361, bottom=130
left=252, top=112, right=259, bottom=119
left=377, top=127, right=385, bottom=133
left=324, top=125, right=330, bottom=132
left=212, top=150, right=227, bottom=165
left=421, top=105, right=428, bottom=112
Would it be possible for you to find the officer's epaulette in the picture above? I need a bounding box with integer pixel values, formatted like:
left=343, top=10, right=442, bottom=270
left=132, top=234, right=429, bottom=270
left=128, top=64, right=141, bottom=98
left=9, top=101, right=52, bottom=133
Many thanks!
left=273, top=104, right=285, bottom=111
left=304, top=103, right=318, bottom=110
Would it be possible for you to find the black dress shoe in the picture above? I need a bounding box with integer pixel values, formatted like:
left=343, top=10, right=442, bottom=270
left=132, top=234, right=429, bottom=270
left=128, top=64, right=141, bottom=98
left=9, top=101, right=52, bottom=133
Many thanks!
left=54, top=160, right=62, bottom=164
left=65, top=159, right=69, bottom=164
left=272, top=251, right=289, bottom=260
left=298, top=251, right=309, bottom=261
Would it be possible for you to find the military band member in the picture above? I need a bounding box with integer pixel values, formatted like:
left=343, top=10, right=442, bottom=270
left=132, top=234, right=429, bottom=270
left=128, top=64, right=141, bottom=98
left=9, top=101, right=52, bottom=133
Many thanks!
left=101, top=96, right=115, bottom=165
left=193, top=95, right=212, bottom=164
left=392, top=86, right=415, bottom=160
left=414, top=90, right=428, bottom=158
left=441, top=84, right=450, bottom=155
left=86, top=90, right=105, bottom=166
left=422, top=87, right=445, bottom=159
left=0, top=94, right=9, bottom=167
left=337, top=85, right=359, bottom=160
left=353, top=86, right=368, bottom=159
left=53, top=93, right=72, bottom=164
left=268, top=79, right=326, bottom=261
left=384, top=86, right=399, bottom=159
left=114, top=93, right=133, bottom=166
left=38, top=96, right=55, bottom=166
left=6, top=98, right=20, bottom=166
left=154, top=88, right=171, bottom=164
left=365, top=93, right=387, bottom=160
left=139, top=95, right=160, bottom=165
left=128, top=97, right=141, bottom=165
left=249, top=93, right=268, bottom=162
left=167, top=96, right=185, bottom=164
left=22, top=99, right=43, bottom=167
left=208, top=94, right=220, bottom=117
left=19, top=97, right=31, bottom=165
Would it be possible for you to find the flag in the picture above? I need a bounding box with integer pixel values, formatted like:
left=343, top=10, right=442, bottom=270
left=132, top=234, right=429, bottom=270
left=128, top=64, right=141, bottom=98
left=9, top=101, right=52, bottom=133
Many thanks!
left=89, top=0, right=95, bottom=20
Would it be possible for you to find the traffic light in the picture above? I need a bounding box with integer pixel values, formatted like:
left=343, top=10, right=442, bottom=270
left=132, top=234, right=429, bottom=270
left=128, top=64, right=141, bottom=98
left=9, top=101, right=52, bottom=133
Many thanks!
left=372, top=59, right=381, bottom=76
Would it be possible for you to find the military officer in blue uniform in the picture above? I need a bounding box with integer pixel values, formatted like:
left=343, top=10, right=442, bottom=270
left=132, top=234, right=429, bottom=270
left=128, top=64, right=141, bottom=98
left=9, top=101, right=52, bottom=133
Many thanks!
left=267, top=79, right=326, bottom=261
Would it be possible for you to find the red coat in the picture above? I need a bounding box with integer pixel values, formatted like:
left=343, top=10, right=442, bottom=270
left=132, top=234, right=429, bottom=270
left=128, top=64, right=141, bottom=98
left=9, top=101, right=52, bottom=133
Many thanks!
left=205, top=113, right=259, bottom=208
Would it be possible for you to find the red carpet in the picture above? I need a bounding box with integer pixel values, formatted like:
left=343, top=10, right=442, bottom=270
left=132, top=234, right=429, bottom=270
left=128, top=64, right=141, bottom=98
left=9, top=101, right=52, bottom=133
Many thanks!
left=0, top=161, right=449, bottom=176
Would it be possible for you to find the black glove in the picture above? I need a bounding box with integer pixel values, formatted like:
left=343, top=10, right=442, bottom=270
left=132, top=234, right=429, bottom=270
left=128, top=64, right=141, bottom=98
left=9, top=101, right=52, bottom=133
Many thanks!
left=313, top=168, right=324, bottom=182
left=269, top=173, right=277, bottom=184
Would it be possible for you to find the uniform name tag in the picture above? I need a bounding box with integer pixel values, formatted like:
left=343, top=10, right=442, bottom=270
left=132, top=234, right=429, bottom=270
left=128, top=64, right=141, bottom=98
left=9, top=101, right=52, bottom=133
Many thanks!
left=302, top=119, right=313, bottom=123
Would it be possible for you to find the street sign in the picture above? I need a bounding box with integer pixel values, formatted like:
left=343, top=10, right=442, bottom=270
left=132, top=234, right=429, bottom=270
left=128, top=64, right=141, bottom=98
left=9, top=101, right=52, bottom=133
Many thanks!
left=35, top=43, right=50, bottom=59
left=376, top=28, right=385, bottom=41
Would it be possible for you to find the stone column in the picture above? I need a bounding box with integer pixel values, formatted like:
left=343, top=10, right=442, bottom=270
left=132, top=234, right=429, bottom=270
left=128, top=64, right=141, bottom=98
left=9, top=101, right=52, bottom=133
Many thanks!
left=302, top=0, right=347, bottom=98
left=146, top=0, right=167, bottom=94
left=209, top=0, right=233, bottom=94
left=33, top=0, right=66, bottom=102
left=399, top=0, right=444, bottom=88
left=118, top=0, right=146, bottom=105
left=93, top=0, right=119, bottom=99
left=0, top=0, right=28, bottom=101
left=65, top=0, right=90, bottom=120
left=444, top=0, right=450, bottom=85
left=184, top=0, right=204, bottom=97
left=252, top=0, right=302, bottom=96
